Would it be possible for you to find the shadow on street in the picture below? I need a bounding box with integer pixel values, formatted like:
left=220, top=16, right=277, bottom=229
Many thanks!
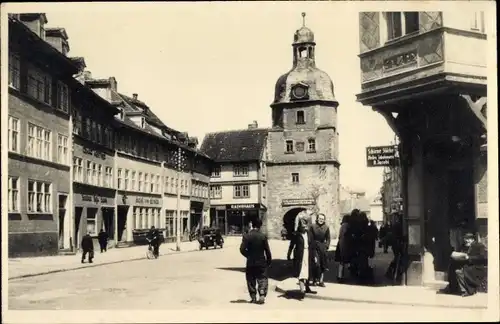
left=218, top=249, right=396, bottom=288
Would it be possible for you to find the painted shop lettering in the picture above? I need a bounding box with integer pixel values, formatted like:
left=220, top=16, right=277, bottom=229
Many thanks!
left=135, top=197, right=160, bottom=205
left=82, top=194, right=108, bottom=203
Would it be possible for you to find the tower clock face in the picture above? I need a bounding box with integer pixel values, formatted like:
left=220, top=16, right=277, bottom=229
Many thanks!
left=292, top=85, right=308, bottom=100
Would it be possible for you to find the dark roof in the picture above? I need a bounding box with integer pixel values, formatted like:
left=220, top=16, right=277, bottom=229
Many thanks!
left=119, top=94, right=166, bottom=129
left=200, top=128, right=269, bottom=162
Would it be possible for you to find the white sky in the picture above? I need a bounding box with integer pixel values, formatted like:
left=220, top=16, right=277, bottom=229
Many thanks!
left=8, top=2, right=404, bottom=197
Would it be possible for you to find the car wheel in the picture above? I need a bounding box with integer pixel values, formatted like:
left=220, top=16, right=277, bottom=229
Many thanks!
left=199, top=244, right=203, bottom=250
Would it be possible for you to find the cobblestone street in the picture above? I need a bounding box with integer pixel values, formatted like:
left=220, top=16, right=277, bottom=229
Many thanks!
left=8, top=239, right=488, bottom=321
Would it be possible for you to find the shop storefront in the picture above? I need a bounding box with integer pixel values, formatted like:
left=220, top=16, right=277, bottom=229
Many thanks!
left=210, top=203, right=265, bottom=236
left=118, top=193, right=163, bottom=243
left=163, top=196, right=191, bottom=242
left=73, top=185, right=116, bottom=248
left=190, top=201, right=205, bottom=232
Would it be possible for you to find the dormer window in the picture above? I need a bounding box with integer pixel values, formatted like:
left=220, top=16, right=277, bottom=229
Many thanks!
left=296, top=110, right=305, bottom=124
left=141, top=117, right=145, bottom=128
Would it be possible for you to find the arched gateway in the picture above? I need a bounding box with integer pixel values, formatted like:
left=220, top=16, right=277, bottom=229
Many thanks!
left=282, top=207, right=307, bottom=239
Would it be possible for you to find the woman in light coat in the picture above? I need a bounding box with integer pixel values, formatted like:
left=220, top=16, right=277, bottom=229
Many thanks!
left=289, top=211, right=317, bottom=296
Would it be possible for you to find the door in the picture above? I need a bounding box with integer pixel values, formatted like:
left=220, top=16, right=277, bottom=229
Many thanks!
left=74, top=207, right=83, bottom=251
left=117, top=206, right=128, bottom=242
left=58, top=209, right=66, bottom=249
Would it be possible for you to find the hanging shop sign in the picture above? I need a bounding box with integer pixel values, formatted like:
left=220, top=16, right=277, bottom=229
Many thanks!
left=366, top=145, right=399, bottom=167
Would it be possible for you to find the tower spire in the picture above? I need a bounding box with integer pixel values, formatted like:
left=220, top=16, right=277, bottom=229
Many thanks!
left=302, top=12, right=306, bottom=27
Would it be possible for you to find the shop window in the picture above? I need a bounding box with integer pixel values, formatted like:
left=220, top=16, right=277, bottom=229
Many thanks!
left=87, top=209, right=97, bottom=235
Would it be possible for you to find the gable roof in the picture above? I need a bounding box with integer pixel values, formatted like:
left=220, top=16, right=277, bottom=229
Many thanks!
left=200, top=128, right=269, bottom=163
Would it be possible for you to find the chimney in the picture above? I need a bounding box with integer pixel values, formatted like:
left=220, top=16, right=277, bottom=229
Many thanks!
left=132, top=93, right=138, bottom=100
left=45, top=27, right=70, bottom=56
left=188, top=137, right=199, bottom=148
left=19, top=13, right=48, bottom=39
left=109, top=77, right=118, bottom=92
left=248, top=120, right=258, bottom=129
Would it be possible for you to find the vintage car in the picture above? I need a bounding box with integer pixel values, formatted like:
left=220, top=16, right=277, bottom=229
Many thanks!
left=198, top=227, right=224, bottom=250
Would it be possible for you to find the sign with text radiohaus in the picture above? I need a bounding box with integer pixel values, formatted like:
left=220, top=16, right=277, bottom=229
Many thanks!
left=366, top=145, right=399, bottom=167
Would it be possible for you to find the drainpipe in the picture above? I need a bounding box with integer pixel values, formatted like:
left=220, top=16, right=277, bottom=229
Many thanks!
left=114, top=148, right=118, bottom=248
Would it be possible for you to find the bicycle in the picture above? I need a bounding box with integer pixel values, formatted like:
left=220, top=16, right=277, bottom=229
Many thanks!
left=146, top=238, right=159, bottom=259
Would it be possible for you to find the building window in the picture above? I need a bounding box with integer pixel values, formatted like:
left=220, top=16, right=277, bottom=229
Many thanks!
left=73, top=157, right=84, bottom=182
left=233, top=164, right=249, bottom=177
left=156, top=175, right=161, bottom=193
left=292, top=173, right=300, bottom=183
left=124, top=169, right=129, bottom=190
left=91, top=120, right=97, bottom=143
left=9, top=53, right=21, bottom=89
left=471, top=11, right=485, bottom=32
left=165, top=210, right=175, bottom=238
left=56, top=81, right=69, bottom=113
left=234, top=184, right=250, bottom=198
left=210, top=185, right=222, bottom=199
left=72, top=109, right=82, bottom=135
left=57, top=134, right=69, bottom=165
left=131, top=171, right=136, bottom=191
left=92, top=163, right=97, bottom=185
left=138, top=172, right=143, bottom=192
left=97, top=124, right=103, bottom=144
left=307, top=138, right=316, bottom=152
left=98, top=164, right=103, bottom=186
left=387, top=12, right=419, bottom=41
left=105, top=167, right=113, bottom=188
left=144, top=173, right=150, bottom=193
left=27, top=65, right=52, bottom=104
left=285, top=140, right=294, bottom=153
left=296, top=110, right=305, bottom=124
left=404, top=12, right=419, bottom=34
left=8, top=177, right=19, bottom=212
left=27, top=180, right=51, bottom=213
left=8, top=116, right=20, bottom=153
left=149, top=174, right=155, bottom=193
left=27, top=123, right=51, bottom=161
left=211, top=166, right=221, bottom=178
left=117, top=168, right=123, bottom=190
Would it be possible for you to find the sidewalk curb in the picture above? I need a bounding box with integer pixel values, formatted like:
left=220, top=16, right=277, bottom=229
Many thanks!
left=272, top=284, right=487, bottom=310
left=9, top=243, right=236, bottom=281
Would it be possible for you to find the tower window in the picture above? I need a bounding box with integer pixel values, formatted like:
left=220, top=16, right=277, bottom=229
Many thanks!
left=308, top=138, right=316, bottom=152
left=285, top=140, right=294, bottom=153
left=292, top=173, right=300, bottom=183
left=299, top=47, right=308, bottom=58
left=296, top=111, right=305, bottom=124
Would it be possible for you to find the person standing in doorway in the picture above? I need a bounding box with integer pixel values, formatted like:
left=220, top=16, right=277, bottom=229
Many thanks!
left=309, top=213, right=331, bottom=287
left=98, top=229, right=109, bottom=253
left=239, top=218, right=272, bottom=304
left=81, top=232, right=94, bottom=264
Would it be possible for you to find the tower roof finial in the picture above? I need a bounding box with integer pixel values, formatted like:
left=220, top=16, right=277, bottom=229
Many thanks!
left=302, top=12, right=306, bottom=27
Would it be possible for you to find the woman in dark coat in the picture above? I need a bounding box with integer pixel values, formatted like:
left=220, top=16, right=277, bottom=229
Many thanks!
left=335, top=214, right=351, bottom=281
left=309, top=213, right=331, bottom=287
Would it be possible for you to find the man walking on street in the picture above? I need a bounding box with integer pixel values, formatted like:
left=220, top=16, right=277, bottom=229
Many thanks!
left=239, top=218, right=272, bottom=305
left=81, top=232, right=94, bottom=264
left=98, top=229, right=109, bottom=253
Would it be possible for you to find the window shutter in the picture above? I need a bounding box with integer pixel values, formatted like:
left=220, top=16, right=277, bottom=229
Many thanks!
left=359, top=12, right=380, bottom=53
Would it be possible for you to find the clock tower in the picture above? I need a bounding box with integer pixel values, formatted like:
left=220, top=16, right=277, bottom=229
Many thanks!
left=266, top=13, right=341, bottom=239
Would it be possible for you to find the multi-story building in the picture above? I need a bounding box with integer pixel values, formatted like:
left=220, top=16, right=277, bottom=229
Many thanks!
left=381, top=165, right=403, bottom=223
left=201, top=122, right=269, bottom=235
left=356, top=11, right=489, bottom=285
left=7, top=14, right=80, bottom=257
left=71, top=67, right=120, bottom=250
left=83, top=73, right=212, bottom=243
left=266, top=16, right=341, bottom=239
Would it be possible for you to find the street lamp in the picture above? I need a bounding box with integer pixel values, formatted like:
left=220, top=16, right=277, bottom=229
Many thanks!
left=175, top=146, right=187, bottom=251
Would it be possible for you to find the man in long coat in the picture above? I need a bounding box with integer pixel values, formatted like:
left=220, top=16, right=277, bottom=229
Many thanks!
left=239, top=218, right=272, bottom=304
left=309, top=213, right=331, bottom=287
left=81, top=232, right=94, bottom=264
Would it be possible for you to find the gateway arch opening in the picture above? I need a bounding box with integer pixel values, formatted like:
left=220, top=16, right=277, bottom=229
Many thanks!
left=283, top=207, right=306, bottom=240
